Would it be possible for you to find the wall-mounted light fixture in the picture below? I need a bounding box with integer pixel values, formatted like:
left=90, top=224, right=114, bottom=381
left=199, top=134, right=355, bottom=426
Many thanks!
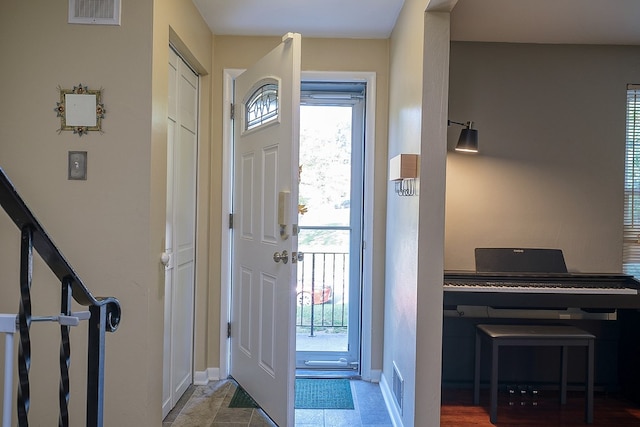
left=448, top=120, right=479, bottom=153
left=389, top=154, right=419, bottom=196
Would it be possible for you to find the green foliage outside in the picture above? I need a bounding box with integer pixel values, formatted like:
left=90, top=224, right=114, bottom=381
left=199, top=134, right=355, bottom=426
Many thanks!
left=298, top=105, right=352, bottom=251
left=296, top=301, right=348, bottom=333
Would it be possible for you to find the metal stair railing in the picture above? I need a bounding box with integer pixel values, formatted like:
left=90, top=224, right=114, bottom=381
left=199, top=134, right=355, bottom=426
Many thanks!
left=0, top=167, right=121, bottom=427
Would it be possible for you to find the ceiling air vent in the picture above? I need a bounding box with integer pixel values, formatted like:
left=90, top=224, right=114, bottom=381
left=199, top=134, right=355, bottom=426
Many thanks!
left=68, top=0, right=121, bottom=26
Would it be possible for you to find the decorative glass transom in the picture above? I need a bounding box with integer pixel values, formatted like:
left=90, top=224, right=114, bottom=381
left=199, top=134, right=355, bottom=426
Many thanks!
left=245, top=83, right=279, bottom=130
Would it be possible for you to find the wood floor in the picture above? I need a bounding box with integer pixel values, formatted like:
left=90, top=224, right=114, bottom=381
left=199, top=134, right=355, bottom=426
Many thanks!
left=441, top=388, right=640, bottom=426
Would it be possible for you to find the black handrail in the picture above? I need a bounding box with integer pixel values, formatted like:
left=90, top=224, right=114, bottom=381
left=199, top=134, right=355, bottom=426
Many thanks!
left=0, top=167, right=121, bottom=427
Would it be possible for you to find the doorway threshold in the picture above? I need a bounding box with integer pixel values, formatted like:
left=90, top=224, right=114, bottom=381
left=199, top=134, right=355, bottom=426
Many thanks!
left=296, top=369, right=361, bottom=379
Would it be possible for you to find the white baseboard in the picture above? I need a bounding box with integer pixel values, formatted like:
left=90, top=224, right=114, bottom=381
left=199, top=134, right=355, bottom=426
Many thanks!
left=380, top=373, right=403, bottom=427
left=193, top=367, right=221, bottom=385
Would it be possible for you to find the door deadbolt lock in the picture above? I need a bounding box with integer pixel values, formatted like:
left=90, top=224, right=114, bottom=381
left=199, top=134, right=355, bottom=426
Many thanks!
left=273, top=250, right=289, bottom=264
left=292, top=252, right=304, bottom=263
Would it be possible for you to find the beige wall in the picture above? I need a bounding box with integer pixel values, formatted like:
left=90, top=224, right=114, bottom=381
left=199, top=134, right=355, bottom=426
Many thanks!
left=446, top=42, right=640, bottom=273
left=210, top=35, right=390, bottom=373
left=0, top=5, right=390, bottom=421
left=384, top=0, right=452, bottom=426
left=385, top=0, right=423, bottom=422
left=385, top=1, right=457, bottom=425
left=0, top=0, right=212, bottom=425
left=0, top=1, right=425, bottom=424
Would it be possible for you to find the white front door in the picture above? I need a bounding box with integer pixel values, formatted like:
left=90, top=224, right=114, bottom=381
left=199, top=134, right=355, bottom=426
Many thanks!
left=162, top=47, right=198, bottom=418
left=230, top=33, right=301, bottom=427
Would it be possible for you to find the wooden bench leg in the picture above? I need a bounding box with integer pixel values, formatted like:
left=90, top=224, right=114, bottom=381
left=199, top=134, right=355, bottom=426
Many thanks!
left=490, top=340, right=499, bottom=424
left=474, top=330, right=481, bottom=405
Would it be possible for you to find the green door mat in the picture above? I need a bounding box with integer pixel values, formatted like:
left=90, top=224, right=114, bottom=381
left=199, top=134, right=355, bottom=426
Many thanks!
left=295, top=378, right=355, bottom=409
left=229, top=386, right=259, bottom=408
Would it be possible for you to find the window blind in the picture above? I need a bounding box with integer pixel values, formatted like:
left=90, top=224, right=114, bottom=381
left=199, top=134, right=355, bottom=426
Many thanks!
left=624, top=84, right=640, bottom=276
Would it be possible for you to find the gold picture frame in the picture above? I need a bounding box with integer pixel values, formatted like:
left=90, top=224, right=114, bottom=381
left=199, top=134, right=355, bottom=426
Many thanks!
left=55, top=84, right=105, bottom=137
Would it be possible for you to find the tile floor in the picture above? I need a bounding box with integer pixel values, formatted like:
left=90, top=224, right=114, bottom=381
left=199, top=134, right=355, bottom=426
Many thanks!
left=163, top=378, right=393, bottom=427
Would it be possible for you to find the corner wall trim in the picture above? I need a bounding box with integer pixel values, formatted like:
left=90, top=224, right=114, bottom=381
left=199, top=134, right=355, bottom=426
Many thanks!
left=193, top=367, right=221, bottom=386
left=364, top=369, right=382, bottom=383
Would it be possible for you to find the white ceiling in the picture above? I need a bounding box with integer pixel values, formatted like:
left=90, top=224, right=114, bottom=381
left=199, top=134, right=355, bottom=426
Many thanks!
left=451, top=0, right=640, bottom=45
left=192, top=0, right=640, bottom=45
left=191, top=0, right=404, bottom=39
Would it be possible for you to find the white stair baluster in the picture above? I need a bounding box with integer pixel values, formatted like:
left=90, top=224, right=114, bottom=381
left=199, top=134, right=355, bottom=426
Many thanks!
left=0, top=314, right=17, bottom=427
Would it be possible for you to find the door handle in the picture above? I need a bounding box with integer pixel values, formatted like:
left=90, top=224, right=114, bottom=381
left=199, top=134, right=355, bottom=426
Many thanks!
left=161, top=252, right=171, bottom=267
left=273, top=250, right=289, bottom=264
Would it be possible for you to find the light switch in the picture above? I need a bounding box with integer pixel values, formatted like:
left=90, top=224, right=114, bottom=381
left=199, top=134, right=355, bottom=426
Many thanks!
left=68, top=151, right=87, bottom=180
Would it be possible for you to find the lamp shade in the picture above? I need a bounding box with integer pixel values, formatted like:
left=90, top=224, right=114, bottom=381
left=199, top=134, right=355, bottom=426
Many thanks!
left=455, top=128, right=478, bottom=153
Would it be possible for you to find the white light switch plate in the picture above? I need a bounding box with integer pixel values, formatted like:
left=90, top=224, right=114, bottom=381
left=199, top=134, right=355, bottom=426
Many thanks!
left=68, top=151, right=87, bottom=180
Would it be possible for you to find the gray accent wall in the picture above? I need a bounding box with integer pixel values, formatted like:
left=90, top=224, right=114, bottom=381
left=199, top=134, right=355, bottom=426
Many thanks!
left=446, top=42, right=640, bottom=273
left=442, top=41, right=640, bottom=390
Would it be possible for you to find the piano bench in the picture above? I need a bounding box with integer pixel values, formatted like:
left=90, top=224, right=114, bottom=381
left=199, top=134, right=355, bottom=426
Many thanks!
left=473, top=324, right=595, bottom=425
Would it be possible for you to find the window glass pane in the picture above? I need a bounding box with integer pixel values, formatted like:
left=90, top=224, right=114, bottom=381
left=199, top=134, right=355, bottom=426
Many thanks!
left=246, top=83, right=278, bottom=130
left=298, top=105, right=352, bottom=228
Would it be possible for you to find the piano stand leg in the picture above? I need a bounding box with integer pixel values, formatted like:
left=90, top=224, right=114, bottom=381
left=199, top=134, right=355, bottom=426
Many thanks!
left=474, top=330, right=481, bottom=405
left=560, top=345, right=568, bottom=405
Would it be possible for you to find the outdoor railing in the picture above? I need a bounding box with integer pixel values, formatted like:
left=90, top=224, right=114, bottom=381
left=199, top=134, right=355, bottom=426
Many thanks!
left=0, top=168, right=121, bottom=427
left=296, top=251, right=348, bottom=336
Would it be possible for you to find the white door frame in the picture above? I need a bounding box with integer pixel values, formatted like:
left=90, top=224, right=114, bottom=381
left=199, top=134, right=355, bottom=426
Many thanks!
left=220, top=70, right=378, bottom=381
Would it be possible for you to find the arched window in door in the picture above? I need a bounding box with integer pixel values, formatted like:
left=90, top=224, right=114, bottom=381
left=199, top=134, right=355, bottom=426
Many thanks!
left=245, top=81, right=279, bottom=131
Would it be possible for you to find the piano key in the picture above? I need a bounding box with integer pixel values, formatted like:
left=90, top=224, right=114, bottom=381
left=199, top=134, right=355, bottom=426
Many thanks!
left=444, top=282, right=638, bottom=295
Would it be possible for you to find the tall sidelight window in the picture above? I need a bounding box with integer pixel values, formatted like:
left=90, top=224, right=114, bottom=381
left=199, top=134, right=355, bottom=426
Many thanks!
left=624, top=84, right=640, bottom=277
left=295, top=81, right=365, bottom=373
